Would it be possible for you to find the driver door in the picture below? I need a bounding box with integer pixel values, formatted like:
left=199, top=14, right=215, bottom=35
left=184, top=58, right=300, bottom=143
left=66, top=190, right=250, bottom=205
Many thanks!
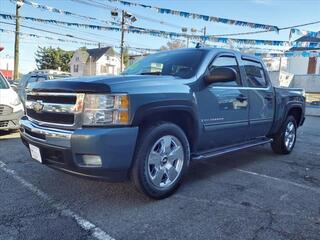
left=196, top=54, right=249, bottom=150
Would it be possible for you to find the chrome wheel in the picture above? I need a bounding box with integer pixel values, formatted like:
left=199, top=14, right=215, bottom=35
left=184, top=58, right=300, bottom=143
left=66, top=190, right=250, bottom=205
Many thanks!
left=284, top=121, right=296, bottom=150
left=146, top=135, right=184, bottom=189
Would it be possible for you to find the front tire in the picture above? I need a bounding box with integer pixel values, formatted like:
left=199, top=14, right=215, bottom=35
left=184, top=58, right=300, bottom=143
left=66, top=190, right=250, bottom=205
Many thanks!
left=271, top=115, right=297, bottom=154
left=131, top=122, right=190, bottom=199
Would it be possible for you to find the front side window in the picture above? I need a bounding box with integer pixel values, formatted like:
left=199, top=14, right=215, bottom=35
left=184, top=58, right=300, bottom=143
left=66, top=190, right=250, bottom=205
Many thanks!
left=209, top=56, right=241, bottom=86
left=244, top=60, right=268, bottom=88
left=0, top=73, right=9, bottom=89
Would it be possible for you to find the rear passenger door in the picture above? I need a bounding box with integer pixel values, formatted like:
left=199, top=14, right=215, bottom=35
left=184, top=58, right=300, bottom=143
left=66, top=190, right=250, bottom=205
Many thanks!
left=242, top=58, right=275, bottom=138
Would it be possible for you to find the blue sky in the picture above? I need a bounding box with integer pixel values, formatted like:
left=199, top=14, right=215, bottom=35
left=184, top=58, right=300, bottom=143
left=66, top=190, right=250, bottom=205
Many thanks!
left=0, top=0, right=320, bottom=73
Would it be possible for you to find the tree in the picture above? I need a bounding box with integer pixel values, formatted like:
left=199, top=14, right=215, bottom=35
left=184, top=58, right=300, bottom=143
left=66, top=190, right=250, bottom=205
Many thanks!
left=35, top=47, right=73, bottom=72
left=160, top=40, right=186, bottom=51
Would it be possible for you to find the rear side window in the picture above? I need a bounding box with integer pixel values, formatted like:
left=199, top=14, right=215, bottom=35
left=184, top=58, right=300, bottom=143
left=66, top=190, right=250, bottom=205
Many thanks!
left=209, top=56, right=241, bottom=86
left=244, top=60, right=268, bottom=88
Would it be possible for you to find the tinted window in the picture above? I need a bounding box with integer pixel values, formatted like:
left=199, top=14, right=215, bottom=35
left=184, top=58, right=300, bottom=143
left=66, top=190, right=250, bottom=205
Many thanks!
left=122, top=50, right=207, bottom=79
left=244, top=60, right=268, bottom=88
left=0, top=73, right=9, bottom=89
left=209, top=56, right=241, bottom=86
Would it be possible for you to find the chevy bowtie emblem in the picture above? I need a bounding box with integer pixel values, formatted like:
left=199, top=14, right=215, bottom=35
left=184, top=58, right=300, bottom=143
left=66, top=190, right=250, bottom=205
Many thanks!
left=33, top=101, right=44, bottom=113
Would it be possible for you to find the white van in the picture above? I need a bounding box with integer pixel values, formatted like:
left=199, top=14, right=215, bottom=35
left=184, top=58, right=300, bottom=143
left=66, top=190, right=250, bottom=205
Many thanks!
left=0, top=72, right=23, bottom=130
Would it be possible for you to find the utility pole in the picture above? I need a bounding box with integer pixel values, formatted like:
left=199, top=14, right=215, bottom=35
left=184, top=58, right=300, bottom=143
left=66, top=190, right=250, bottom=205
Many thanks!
left=14, top=1, right=22, bottom=80
left=203, top=26, right=207, bottom=44
left=120, top=10, right=125, bottom=72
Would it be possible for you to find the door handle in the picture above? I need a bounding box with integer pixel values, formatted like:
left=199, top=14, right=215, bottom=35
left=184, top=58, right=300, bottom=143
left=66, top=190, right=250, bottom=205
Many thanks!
left=236, top=94, right=248, bottom=102
left=264, top=94, right=273, bottom=101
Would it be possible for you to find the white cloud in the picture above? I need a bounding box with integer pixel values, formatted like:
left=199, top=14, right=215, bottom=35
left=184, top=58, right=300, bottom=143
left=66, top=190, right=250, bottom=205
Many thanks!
left=252, top=0, right=273, bottom=5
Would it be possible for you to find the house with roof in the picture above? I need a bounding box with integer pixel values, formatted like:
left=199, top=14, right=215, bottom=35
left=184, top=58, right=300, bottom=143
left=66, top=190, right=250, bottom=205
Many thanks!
left=286, top=35, right=320, bottom=75
left=70, top=47, right=121, bottom=77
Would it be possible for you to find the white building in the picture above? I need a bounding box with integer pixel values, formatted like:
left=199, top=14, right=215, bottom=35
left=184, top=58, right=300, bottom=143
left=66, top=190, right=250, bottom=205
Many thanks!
left=287, top=36, right=320, bottom=75
left=70, top=47, right=121, bottom=76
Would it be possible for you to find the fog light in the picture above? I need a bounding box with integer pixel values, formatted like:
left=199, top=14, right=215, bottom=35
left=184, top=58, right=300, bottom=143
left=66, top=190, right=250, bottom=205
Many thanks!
left=81, top=155, right=102, bottom=167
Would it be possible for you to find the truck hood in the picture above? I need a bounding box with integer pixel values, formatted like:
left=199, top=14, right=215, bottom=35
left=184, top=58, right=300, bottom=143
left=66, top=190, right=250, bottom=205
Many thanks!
left=28, top=75, right=184, bottom=93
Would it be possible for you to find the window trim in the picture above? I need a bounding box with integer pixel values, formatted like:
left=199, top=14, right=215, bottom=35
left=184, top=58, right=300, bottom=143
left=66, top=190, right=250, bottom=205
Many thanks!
left=242, top=58, right=270, bottom=88
left=207, top=53, right=243, bottom=87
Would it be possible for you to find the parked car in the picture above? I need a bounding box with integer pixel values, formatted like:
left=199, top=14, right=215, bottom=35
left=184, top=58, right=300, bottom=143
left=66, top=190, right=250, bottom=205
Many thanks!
left=0, top=72, right=24, bottom=131
left=310, top=101, right=320, bottom=106
left=19, top=47, right=305, bottom=199
left=18, top=70, right=71, bottom=103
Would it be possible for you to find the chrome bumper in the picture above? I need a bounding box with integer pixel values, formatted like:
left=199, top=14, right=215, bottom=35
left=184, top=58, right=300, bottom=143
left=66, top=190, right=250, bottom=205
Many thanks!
left=20, top=117, right=72, bottom=148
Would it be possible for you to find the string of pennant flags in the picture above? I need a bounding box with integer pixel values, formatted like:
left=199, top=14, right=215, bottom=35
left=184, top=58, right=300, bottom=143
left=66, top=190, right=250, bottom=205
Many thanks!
left=13, top=0, right=279, bottom=31
left=0, top=27, right=161, bottom=52
left=104, top=0, right=279, bottom=31
left=0, top=28, right=98, bottom=46
left=255, top=52, right=320, bottom=58
left=10, top=0, right=121, bottom=26
left=1, top=27, right=319, bottom=58
left=2, top=13, right=320, bottom=49
left=290, top=28, right=320, bottom=39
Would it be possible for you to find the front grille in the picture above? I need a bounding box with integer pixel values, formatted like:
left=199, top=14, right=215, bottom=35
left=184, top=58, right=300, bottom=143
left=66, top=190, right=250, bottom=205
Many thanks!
left=25, top=92, right=84, bottom=128
left=0, top=105, right=13, bottom=116
left=27, top=95, right=77, bottom=104
left=27, top=109, right=75, bottom=125
left=0, top=121, right=9, bottom=128
left=25, top=128, right=46, bottom=140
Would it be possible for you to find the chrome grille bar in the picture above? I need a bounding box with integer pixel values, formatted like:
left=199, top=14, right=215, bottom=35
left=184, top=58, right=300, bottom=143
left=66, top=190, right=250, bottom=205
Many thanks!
left=25, top=101, right=77, bottom=114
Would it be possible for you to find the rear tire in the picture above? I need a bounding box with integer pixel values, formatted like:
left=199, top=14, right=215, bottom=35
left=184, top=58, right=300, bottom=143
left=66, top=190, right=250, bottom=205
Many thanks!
left=131, top=122, right=190, bottom=199
left=271, top=115, right=297, bottom=154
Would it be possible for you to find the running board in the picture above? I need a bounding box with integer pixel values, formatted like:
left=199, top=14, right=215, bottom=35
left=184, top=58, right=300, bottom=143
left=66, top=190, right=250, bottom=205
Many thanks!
left=192, top=138, right=272, bottom=161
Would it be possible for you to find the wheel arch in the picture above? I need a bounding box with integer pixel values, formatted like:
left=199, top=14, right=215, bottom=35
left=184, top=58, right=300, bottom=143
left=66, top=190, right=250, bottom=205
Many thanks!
left=285, top=104, right=304, bottom=126
left=132, top=102, right=200, bottom=152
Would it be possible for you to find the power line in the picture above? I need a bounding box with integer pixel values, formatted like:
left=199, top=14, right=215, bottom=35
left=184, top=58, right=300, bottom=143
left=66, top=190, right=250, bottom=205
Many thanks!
left=9, top=0, right=120, bottom=26
left=99, top=0, right=279, bottom=31
left=1, top=27, right=160, bottom=52
left=0, top=21, right=100, bottom=43
left=0, top=27, right=100, bottom=46
left=70, top=0, right=188, bottom=30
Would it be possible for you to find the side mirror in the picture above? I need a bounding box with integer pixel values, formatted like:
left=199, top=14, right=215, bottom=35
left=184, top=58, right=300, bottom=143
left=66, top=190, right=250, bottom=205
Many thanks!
left=204, top=67, right=237, bottom=84
left=11, top=85, right=18, bottom=92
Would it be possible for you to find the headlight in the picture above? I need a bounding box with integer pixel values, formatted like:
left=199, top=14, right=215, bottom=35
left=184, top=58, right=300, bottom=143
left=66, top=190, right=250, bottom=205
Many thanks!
left=82, top=94, right=129, bottom=126
left=10, top=94, right=21, bottom=106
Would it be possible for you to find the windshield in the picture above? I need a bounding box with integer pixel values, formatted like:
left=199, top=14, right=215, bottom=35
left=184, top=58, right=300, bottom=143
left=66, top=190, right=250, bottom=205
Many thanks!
left=122, top=50, right=207, bottom=79
left=0, top=73, right=10, bottom=89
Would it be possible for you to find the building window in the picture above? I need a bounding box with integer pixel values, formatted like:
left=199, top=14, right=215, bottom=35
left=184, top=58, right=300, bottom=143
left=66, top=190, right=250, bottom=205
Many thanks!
left=100, top=65, right=107, bottom=73
left=75, top=56, right=80, bottom=61
left=73, top=64, right=79, bottom=73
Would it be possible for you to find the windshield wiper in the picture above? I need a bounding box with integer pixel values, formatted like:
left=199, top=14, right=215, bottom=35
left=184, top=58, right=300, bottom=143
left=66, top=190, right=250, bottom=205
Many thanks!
left=140, top=72, right=162, bottom=75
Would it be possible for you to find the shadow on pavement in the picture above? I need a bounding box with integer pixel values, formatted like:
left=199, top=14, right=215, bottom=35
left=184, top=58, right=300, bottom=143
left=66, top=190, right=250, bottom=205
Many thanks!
left=0, top=130, right=20, bottom=140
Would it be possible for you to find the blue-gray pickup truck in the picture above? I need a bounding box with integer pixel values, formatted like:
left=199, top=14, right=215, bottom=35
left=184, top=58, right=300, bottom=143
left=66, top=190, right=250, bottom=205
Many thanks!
left=20, top=47, right=305, bottom=199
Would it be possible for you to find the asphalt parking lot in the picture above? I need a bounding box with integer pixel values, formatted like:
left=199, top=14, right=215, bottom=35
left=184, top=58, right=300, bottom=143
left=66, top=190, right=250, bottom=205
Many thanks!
left=1, top=117, right=320, bottom=240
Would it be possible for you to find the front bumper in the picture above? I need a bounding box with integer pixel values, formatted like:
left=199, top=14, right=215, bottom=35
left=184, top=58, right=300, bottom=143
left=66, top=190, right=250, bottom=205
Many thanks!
left=19, top=117, right=139, bottom=181
left=0, top=110, right=24, bottom=130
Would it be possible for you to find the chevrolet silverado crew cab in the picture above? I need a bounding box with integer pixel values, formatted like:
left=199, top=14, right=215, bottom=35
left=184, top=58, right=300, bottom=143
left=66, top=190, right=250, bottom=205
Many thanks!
left=0, top=72, right=23, bottom=131
left=20, top=47, right=305, bottom=199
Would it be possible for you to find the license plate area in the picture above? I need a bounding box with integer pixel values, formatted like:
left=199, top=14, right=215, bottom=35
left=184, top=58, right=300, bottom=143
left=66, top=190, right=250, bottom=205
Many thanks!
left=29, top=144, right=42, bottom=163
